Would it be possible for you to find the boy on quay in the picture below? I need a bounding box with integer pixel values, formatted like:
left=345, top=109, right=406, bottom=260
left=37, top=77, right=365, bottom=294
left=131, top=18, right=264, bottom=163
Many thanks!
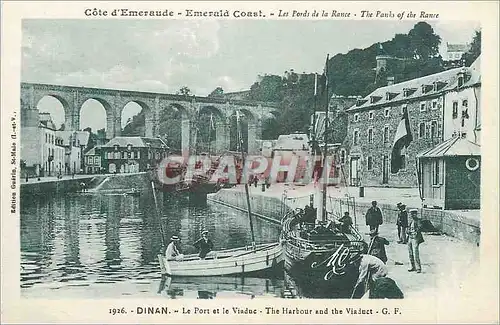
left=367, top=229, right=390, bottom=264
left=396, top=203, right=408, bottom=244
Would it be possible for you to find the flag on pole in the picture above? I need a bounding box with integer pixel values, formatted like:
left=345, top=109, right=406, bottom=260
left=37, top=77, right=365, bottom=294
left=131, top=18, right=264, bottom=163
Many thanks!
left=391, top=108, right=413, bottom=173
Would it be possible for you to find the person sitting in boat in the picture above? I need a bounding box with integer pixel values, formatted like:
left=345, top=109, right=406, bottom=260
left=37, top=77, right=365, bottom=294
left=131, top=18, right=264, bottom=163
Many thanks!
left=368, top=229, right=390, bottom=264
left=303, top=205, right=316, bottom=225
left=194, top=230, right=214, bottom=259
left=337, top=212, right=353, bottom=234
left=165, top=235, right=183, bottom=261
left=350, top=253, right=389, bottom=299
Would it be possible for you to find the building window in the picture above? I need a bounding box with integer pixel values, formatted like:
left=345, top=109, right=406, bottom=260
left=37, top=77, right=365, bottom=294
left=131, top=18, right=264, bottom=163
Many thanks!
left=137, top=151, right=140, bottom=159
left=340, top=150, right=346, bottom=164
left=383, top=126, right=389, bottom=144
left=452, top=101, right=459, bottom=119
left=354, top=113, right=359, bottom=122
left=367, top=156, right=373, bottom=171
left=419, top=123, right=426, bottom=139
left=432, top=100, right=438, bottom=110
left=384, top=108, right=390, bottom=117
left=107, top=152, right=113, bottom=159
left=458, top=75, right=464, bottom=87
left=420, top=102, right=426, bottom=112
left=128, top=152, right=132, bottom=159
left=45, top=134, right=48, bottom=143
left=431, top=121, right=438, bottom=139
left=462, top=99, right=468, bottom=108
left=369, top=111, right=374, bottom=119
left=368, top=128, right=373, bottom=143
left=353, top=130, right=359, bottom=145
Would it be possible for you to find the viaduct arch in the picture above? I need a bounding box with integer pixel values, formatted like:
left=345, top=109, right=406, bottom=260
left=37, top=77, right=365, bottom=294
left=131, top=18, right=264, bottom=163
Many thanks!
left=21, top=82, right=279, bottom=155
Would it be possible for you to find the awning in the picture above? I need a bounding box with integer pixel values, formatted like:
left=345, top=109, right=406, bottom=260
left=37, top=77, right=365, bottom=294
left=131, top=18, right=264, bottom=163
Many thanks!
left=416, top=136, right=481, bottom=158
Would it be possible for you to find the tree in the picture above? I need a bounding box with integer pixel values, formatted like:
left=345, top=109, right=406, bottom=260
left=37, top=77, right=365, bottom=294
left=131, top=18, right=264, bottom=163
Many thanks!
left=463, top=29, right=481, bottom=66
left=208, top=87, right=224, bottom=98
left=177, top=86, right=192, bottom=97
left=407, top=22, right=441, bottom=59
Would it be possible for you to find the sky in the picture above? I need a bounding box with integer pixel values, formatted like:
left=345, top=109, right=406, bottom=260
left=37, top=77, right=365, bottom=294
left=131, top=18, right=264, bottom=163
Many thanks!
left=22, top=19, right=480, bottom=131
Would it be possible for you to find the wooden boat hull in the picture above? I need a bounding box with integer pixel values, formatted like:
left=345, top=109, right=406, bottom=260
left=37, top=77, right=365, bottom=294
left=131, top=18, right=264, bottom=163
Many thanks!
left=158, top=242, right=283, bottom=277
left=283, top=242, right=361, bottom=298
left=281, top=210, right=367, bottom=298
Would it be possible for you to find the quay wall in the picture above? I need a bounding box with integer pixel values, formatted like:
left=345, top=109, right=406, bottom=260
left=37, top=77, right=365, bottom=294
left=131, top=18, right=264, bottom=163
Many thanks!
left=95, top=172, right=152, bottom=191
left=208, top=189, right=480, bottom=245
left=345, top=200, right=480, bottom=246
left=20, top=176, right=103, bottom=197
left=20, top=172, right=153, bottom=197
left=207, top=189, right=289, bottom=225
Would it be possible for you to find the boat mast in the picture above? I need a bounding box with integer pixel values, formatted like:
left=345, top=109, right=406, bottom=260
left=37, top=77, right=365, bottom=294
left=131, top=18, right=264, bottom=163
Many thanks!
left=236, top=110, right=256, bottom=246
left=321, top=54, right=330, bottom=222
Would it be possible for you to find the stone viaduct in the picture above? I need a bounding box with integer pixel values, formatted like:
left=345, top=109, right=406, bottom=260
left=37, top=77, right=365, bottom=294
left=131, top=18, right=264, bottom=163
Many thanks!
left=21, top=82, right=279, bottom=155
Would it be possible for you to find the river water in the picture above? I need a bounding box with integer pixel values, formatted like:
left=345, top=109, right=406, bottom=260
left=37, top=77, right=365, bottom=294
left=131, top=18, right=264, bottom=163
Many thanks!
left=20, top=191, right=284, bottom=299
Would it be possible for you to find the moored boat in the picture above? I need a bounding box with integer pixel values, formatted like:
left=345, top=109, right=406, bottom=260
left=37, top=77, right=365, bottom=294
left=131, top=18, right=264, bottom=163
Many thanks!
left=280, top=56, right=368, bottom=298
left=158, top=242, right=282, bottom=277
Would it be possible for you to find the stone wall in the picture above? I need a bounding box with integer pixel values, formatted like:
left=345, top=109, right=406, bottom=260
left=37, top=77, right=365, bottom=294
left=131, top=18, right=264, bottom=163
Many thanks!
left=343, top=96, right=444, bottom=187
left=20, top=176, right=101, bottom=197
left=207, top=189, right=289, bottom=225
left=336, top=199, right=480, bottom=245
left=208, top=189, right=480, bottom=245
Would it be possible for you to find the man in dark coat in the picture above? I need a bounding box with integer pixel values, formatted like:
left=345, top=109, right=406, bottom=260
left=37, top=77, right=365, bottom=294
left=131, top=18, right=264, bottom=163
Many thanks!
left=367, top=229, right=390, bottom=264
left=365, top=200, right=383, bottom=232
left=396, top=203, right=408, bottom=244
left=194, top=230, right=214, bottom=259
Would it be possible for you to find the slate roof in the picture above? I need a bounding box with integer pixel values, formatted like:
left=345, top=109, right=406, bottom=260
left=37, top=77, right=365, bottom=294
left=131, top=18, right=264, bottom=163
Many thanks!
left=102, top=136, right=169, bottom=149
left=84, top=147, right=96, bottom=156
left=417, top=136, right=481, bottom=158
left=347, top=55, right=481, bottom=112
left=347, top=68, right=463, bottom=111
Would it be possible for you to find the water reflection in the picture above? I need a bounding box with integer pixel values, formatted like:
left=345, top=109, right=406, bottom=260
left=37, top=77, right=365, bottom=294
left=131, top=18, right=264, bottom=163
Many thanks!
left=20, top=191, right=283, bottom=298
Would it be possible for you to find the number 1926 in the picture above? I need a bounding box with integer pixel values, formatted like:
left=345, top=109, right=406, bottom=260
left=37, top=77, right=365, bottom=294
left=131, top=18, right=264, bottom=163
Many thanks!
left=109, top=307, right=126, bottom=315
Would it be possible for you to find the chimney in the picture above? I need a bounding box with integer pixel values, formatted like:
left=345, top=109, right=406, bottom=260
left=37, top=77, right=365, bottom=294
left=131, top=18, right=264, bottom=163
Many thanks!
left=387, top=76, right=395, bottom=86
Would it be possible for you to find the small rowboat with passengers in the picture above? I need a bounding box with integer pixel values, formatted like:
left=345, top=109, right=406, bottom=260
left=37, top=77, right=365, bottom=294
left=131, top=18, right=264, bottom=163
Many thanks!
left=157, top=242, right=282, bottom=277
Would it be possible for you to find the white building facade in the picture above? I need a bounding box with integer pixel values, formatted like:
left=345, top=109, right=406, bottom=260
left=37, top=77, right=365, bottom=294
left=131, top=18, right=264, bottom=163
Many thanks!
left=443, top=57, right=481, bottom=144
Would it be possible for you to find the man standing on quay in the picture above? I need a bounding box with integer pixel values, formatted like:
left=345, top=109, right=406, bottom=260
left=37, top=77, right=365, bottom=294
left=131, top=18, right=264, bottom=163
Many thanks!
left=365, top=200, right=383, bottom=232
left=407, top=209, right=424, bottom=273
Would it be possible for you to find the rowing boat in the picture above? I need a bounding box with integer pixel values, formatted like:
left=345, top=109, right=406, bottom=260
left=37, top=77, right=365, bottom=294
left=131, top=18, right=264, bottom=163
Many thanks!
left=157, top=242, right=282, bottom=277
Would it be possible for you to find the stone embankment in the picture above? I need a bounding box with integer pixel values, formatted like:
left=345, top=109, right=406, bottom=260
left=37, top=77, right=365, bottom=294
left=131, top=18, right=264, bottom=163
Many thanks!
left=207, top=183, right=480, bottom=245
left=20, top=172, right=152, bottom=196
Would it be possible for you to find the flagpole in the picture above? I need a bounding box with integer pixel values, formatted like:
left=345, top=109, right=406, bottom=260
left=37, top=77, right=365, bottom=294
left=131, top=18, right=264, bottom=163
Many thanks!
left=321, top=54, right=330, bottom=222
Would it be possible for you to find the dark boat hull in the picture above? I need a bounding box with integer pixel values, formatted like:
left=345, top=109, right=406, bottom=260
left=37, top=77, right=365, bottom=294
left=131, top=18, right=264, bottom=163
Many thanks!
left=283, top=244, right=360, bottom=298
